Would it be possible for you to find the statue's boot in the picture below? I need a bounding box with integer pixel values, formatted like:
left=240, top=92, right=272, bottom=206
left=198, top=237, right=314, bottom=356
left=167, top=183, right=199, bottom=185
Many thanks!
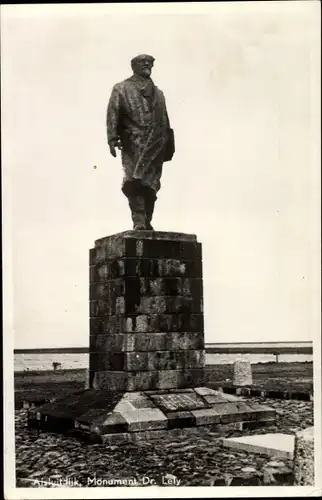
left=128, top=195, right=147, bottom=230
left=145, top=196, right=155, bottom=231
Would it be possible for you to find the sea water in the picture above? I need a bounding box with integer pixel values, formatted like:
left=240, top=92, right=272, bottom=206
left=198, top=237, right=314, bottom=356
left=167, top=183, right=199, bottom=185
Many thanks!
left=14, top=352, right=313, bottom=372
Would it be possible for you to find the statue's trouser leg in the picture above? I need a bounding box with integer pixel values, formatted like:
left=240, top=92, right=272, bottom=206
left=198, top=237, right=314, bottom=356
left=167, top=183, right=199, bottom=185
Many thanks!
left=128, top=195, right=147, bottom=230
left=145, top=194, right=156, bottom=230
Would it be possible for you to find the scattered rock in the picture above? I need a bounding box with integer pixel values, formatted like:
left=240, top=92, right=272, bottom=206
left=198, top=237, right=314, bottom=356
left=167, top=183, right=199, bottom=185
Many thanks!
left=241, top=466, right=257, bottom=473
left=266, top=461, right=285, bottom=468
left=262, top=467, right=277, bottom=485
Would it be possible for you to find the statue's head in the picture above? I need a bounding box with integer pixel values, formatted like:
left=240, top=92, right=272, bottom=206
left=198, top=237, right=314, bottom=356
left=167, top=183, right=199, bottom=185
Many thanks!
left=131, top=54, right=155, bottom=78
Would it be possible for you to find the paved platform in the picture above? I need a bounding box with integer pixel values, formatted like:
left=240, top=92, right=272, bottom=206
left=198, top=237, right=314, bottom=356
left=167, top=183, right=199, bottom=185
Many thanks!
left=28, top=387, right=276, bottom=443
left=209, top=382, right=313, bottom=401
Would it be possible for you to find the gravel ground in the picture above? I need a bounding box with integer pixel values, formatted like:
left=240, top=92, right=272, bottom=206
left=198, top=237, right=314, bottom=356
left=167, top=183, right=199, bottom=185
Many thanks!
left=15, top=397, right=313, bottom=488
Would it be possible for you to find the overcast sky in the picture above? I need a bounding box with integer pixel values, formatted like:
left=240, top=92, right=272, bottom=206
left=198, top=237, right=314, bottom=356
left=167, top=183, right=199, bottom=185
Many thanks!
left=2, top=2, right=320, bottom=349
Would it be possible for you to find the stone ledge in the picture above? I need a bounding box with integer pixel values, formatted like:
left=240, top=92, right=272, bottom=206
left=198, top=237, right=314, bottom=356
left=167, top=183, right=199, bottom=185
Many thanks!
left=95, top=231, right=197, bottom=246
left=91, top=238, right=202, bottom=262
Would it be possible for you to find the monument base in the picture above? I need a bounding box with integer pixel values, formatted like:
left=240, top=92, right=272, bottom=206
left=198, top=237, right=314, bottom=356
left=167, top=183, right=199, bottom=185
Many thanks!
left=27, top=387, right=276, bottom=444
left=27, top=230, right=276, bottom=443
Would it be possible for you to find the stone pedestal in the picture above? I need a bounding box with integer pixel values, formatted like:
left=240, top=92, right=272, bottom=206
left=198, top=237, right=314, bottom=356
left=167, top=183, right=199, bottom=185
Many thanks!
left=89, top=230, right=204, bottom=391
left=28, top=231, right=276, bottom=443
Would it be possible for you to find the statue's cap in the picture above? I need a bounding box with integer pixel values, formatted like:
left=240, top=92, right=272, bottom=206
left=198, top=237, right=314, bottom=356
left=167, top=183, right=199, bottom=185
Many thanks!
left=131, top=54, right=155, bottom=65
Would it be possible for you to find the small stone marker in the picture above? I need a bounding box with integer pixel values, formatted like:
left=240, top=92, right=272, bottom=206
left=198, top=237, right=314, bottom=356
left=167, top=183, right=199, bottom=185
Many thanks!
left=222, top=433, right=295, bottom=459
left=293, top=426, right=314, bottom=485
left=233, top=358, right=253, bottom=386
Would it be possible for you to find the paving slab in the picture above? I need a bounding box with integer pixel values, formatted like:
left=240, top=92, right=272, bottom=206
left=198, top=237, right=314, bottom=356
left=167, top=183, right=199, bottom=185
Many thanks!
left=222, top=433, right=295, bottom=459
left=150, top=391, right=208, bottom=412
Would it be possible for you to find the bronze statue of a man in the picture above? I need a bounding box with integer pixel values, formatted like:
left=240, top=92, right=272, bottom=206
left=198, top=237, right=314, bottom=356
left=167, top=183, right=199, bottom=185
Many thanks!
left=106, top=54, right=174, bottom=230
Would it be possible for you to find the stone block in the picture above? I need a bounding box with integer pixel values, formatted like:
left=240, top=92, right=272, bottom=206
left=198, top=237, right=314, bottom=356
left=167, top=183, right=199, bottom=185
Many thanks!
left=93, top=370, right=205, bottom=391
left=99, top=412, right=128, bottom=434
left=156, top=370, right=180, bottom=390
left=136, top=296, right=203, bottom=315
left=191, top=408, right=221, bottom=426
left=293, top=427, right=314, bottom=485
left=125, top=396, right=156, bottom=410
left=90, top=260, right=125, bottom=281
left=125, top=352, right=149, bottom=371
left=90, top=352, right=126, bottom=371
left=89, top=280, right=126, bottom=301
left=135, top=258, right=203, bottom=279
left=119, top=408, right=167, bottom=432
left=181, top=368, right=204, bottom=387
left=181, top=350, right=204, bottom=370
left=127, top=371, right=159, bottom=391
left=203, top=392, right=233, bottom=404
left=167, top=332, right=204, bottom=350
left=205, top=392, right=243, bottom=403
left=213, top=402, right=256, bottom=424
left=135, top=239, right=202, bottom=260
left=138, top=313, right=203, bottom=334
left=92, top=371, right=129, bottom=391
left=113, top=400, right=135, bottom=412
left=89, top=318, right=103, bottom=336
left=91, top=232, right=200, bottom=263
left=244, top=402, right=277, bottom=421
left=126, top=332, right=167, bottom=352
left=99, top=331, right=204, bottom=353
left=90, top=295, right=203, bottom=317
left=95, top=313, right=204, bottom=334
left=166, top=411, right=196, bottom=429
left=122, top=350, right=205, bottom=372
left=139, top=277, right=203, bottom=297
left=90, top=333, right=123, bottom=353
left=90, top=257, right=203, bottom=282
left=233, top=359, right=253, bottom=386
left=91, top=237, right=135, bottom=262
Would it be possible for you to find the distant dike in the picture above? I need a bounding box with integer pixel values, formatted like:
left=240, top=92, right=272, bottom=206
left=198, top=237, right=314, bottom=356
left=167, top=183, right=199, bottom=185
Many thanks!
left=14, top=347, right=89, bottom=354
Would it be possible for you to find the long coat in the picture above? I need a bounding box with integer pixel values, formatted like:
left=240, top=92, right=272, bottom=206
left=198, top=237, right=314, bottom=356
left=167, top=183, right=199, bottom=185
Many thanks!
left=106, top=74, right=171, bottom=197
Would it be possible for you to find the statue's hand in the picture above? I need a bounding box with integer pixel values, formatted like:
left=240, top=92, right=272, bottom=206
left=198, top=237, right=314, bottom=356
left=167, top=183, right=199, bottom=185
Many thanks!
left=109, top=138, right=122, bottom=158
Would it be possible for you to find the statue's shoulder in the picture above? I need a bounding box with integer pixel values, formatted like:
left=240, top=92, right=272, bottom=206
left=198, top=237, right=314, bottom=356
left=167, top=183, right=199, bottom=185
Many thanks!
left=113, top=77, right=135, bottom=92
left=110, top=79, right=128, bottom=95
